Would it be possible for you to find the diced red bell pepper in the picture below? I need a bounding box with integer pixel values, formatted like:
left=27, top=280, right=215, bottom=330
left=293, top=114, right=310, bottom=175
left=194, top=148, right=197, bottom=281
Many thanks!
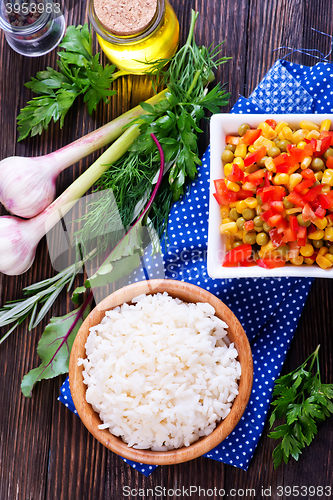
left=240, top=257, right=257, bottom=267
left=318, top=135, right=331, bottom=155
left=317, top=192, right=333, bottom=209
left=270, top=201, right=284, bottom=213
left=315, top=206, right=326, bottom=219
left=296, top=226, right=307, bottom=247
left=326, top=156, right=333, bottom=169
left=282, top=227, right=297, bottom=243
left=319, top=130, right=333, bottom=145
left=286, top=191, right=305, bottom=208
left=301, top=168, right=316, bottom=183
left=276, top=218, right=289, bottom=233
left=237, top=188, right=254, bottom=200
left=302, top=203, right=317, bottom=223
left=223, top=244, right=252, bottom=267
left=244, top=168, right=266, bottom=185
left=244, top=220, right=255, bottom=231
left=287, top=144, right=306, bottom=163
left=241, top=129, right=262, bottom=145
left=256, top=257, right=286, bottom=269
left=244, top=147, right=267, bottom=167
left=275, top=163, right=289, bottom=173
left=261, top=209, right=274, bottom=223
left=269, top=228, right=283, bottom=247
left=303, top=184, right=323, bottom=202
left=213, top=179, right=238, bottom=205
left=267, top=213, right=283, bottom=227
left=294, top=179, right=314, bottom=193
left=264, top=170, right=272, bottom=187
left=289, top=215, right=300, bottom=232
left=265, top=119, right=276, bottom=129
left=227, top=164, right=244, bottom=182
left=225, top=135, right=240, bottom=145
left=259, top=185, right=286, bottom=203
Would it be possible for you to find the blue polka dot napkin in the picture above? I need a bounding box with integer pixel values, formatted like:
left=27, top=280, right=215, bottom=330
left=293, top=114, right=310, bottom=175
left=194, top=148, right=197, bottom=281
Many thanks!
left=59, top=58, right=333, bottom=475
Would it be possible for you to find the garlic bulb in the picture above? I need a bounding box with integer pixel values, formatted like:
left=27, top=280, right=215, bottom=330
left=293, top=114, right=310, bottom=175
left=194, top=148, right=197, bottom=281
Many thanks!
left=0, top=216, right=38, bottom=275
left=0, top=156, right=58, bottom=219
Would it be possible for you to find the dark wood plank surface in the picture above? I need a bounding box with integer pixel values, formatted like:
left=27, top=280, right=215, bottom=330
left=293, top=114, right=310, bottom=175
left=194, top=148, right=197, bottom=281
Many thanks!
left=0, top=0, right=332, bottom=499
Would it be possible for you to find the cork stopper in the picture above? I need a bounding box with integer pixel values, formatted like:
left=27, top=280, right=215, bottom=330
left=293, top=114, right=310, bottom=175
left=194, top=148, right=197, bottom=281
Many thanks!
left=94, top=0, right=158, bottom=36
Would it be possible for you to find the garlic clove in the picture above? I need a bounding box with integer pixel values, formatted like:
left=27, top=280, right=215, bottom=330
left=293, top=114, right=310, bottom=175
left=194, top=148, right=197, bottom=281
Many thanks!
left=0, top=216, right=38, bottom=275
left=0, top=156, right=57, bottom=218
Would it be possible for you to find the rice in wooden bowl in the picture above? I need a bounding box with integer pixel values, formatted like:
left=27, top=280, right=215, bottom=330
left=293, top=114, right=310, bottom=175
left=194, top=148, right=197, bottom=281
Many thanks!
left=69, top=279, right=253, bottom=465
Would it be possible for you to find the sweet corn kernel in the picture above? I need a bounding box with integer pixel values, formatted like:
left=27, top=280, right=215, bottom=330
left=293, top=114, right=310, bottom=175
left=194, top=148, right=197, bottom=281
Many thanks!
left=297, top=140, right=307, bottom=149
left=290, top=255, right=304, bottom=266
left=224, top=163, right=233, bottom=177
left=325, top=227, right=333, bottom=241
left=321, top=169, right=333, bottom=186
left=300, top=120, right=320, bottom=131
left=248, top=145, right=256, bottom=153
left=300, top=157, right=312, bottom=170
left=234, top=143, right=248, bottom=158
left=253, top=136, right=274, bottom=151
left=304, top=257, right=315, bottom=265
left=326, top=253, right=333, bottom=264
left=288, top=173, right=303, bottom=190
left=292, top=129, right=308, bottom=144
left=257, top=122, right=277, bottom=140
left=245, top=197, right=258, bottom=209
left=300, top=244, right=314, bottom=257
left=321, top=184, right=331, bottom=194
left=314, top=217, right=328, bottom=230
left=327, top=218, right=333, bottom=228
left=281, top=126, right=294, bottom=141
left=308, top=229, right=325, bottom=240
left=315, top=171, right=323, bottom=181
left=306, top=129, right=320, bottom=140
left=233, top=157, right=245, bottom=170
left=225, top=180, right=240, bottom=192
left=236, top=200, right=248, bottom=213
left=259, top=241, right=275, bottom=257
left=220, top=205, right=229, bottom=218
left=219, top=222, right=238, bottom=234
left=285, top=207, right=302, bottom=215
left=320, top=119, right=331, bottom=132
left=264, top=157, right=276, bottom=172
left=273, top=173, right=289, bottom=185
left=229, top=201, right=238, bottom=208
left=316, top=254, right=333, bottom=269
left=226, top=238, right=234, bottom=251
left=234, top=229, right=244, bottom=240
left=275, top=121, right=289, bottom=134
left=318, top=246, right=329, bottom=256
left=222, top=217, right=232, bottom=224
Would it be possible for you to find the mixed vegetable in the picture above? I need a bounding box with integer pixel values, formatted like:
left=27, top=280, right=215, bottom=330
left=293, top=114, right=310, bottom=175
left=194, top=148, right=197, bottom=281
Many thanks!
left=214, top=118, right=333, bottom=269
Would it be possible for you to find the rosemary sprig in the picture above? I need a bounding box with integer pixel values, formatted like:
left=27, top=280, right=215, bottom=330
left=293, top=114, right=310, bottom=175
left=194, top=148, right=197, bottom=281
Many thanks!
left=268, top=345, right=333, bottom=468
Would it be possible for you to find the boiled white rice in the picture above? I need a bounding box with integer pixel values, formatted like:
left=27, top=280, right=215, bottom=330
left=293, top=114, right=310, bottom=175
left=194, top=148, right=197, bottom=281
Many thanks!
left=79, top=292, right=241, bottom=451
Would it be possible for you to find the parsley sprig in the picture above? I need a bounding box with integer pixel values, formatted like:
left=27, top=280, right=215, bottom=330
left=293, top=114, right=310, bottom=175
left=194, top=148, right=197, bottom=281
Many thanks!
left=268, top=345, right=333, bottom=468
left=17, top=24, right=121, bottom=141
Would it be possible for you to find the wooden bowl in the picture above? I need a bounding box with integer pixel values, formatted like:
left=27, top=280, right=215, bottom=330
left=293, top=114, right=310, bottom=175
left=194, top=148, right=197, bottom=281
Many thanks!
left=69, top=279, right=253, bottom=465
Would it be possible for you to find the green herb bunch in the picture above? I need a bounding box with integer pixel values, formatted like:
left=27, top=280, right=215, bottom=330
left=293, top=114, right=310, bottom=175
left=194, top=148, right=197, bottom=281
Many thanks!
left=268, top=345, right=333, bottom=468
left=17, top=24, right=119, bottom=141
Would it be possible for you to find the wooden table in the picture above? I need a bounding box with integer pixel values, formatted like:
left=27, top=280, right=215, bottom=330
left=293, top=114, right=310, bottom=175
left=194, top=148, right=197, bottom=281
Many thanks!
left=0, top=0, right=332, bottom=499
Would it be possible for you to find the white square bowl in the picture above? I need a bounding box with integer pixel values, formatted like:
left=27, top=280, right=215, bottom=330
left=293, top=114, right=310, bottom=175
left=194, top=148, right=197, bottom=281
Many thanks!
left=207, top=113, right=333, bottom=279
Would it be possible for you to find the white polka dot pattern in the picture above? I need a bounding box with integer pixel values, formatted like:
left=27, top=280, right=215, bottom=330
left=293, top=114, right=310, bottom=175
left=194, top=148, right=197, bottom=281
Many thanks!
left=58, top=57, right=333, bottom=475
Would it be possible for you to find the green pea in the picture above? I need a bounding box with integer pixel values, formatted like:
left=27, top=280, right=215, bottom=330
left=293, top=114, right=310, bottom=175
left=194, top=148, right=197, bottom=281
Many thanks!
left=275, top=244, right=289, bottom=257
left=253, top=215, right=263, bottom=227
left=311, top=157, right=325, bottom=171
left=221, top=149, right=235, bottom=163
left=283, top=198, right=294, bottom=209
left=242, top=208, right=256, bottom=220
left=256, top=232, right=269, bottom=246
left=236, top=217, right=246, bottom=229
left=323, top=148, right=333, bottom=160
left=243, top=232, right=257, bottom=245
left=312, top=239, right=324, bottom=249
left=263, top=222, right=271, bottom=233
left=238, top=123, right=250, bottom=136
left=267, top=146, right=281, bottom=158
left=256, top=194, right=263, bottom=205
left=233, top=241, right=243, bottom=248
left=296, top=214, right=311, bottom=227
left=276, top=140, right=291, bottom=152
left=225, top=144, right=236, bottom=152
left=229, top=208, right=239, bottom=221
left=257, top=156, right=268, bottom=168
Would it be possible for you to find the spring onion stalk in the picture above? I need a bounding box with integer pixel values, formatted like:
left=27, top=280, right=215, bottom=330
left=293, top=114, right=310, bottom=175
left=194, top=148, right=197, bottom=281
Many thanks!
left=0, top=90, right=166, bottom=219
left=0, top=124, right=140, bottom=276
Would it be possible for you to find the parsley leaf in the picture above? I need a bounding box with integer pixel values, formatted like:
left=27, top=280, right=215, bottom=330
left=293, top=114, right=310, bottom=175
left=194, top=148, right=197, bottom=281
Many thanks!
left=268, top=345, right=333, bottom=468
left=17, top=24, right=118, bottom=141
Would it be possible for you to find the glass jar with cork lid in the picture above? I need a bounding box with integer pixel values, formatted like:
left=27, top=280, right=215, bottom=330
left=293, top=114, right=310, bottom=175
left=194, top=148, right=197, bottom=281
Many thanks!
left=88, top=0, right=179, bottom=74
